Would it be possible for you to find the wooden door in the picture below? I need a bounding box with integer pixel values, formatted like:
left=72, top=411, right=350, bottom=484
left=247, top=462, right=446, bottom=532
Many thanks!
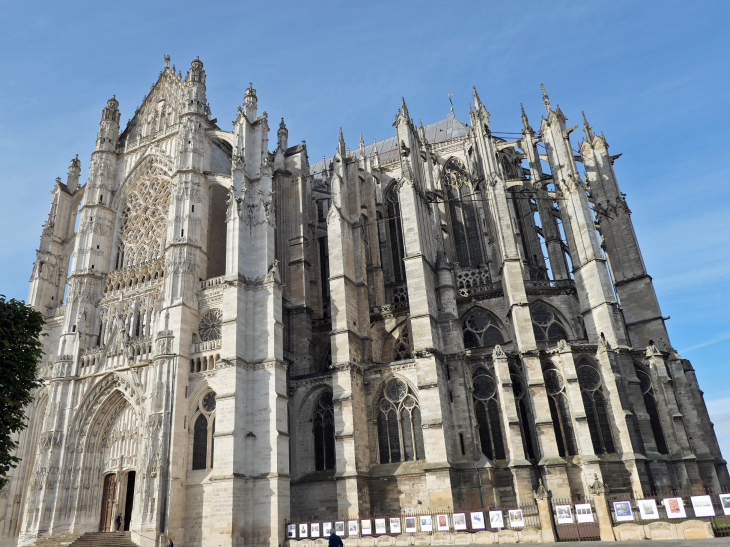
left=99, top=474, right=116, bottom=532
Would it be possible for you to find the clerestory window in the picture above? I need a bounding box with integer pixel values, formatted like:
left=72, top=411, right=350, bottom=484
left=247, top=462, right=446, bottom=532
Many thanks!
left=444, top=158, right=485, bottom=267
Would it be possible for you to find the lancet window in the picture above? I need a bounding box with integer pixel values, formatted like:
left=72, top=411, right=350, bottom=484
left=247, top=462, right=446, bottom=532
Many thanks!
left=576, top=359, right=615, bottom=454
left=192, top=391, right=217, bottom=470
left=462, top=308, right=505, bottom=349
left=472, top=368, right=506, bottom=460
left=637, top=367, right=669, bottom=455
left=530, top=302, right=568, bottom=342
left=443, top=158, right=485, bottom=267
left=510, top=365, right=537, bottom=460
left=542, top=364, right=578, bottom=457
left=313, top=391, right=336, bottom=471
left=377, top=378, right=425, bottom=463
left=385, top=185, right=406, bottom=283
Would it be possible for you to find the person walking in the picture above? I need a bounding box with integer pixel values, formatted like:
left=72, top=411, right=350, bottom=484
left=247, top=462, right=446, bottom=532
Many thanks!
left=328, top=529, right=343, bottom=547
left=166, top=538, right=174, bottom=547
left=114, top=513, right=122, bottom=531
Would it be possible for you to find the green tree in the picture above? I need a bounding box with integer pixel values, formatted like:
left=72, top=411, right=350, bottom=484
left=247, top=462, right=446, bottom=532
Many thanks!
left=0, top=296, right=44, bottom=490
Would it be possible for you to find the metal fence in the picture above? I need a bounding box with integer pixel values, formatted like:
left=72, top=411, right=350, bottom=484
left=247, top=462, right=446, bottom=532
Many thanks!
left=606, top=488, right=730, bottom=538
left=285, top=502, right=540, bottom=540
left=551, top=497, right=601, bottom=542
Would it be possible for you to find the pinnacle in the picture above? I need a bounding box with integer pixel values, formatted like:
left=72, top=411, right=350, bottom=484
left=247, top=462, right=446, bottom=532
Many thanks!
left=541, top=84, right=551, bottom=115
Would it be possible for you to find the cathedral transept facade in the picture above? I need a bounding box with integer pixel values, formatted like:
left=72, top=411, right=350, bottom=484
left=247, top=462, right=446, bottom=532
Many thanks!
left=0, top=56, right=726, bottom=547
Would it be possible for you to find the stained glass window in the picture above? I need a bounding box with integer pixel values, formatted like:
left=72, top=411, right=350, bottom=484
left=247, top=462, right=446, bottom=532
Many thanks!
left=463, top=309, right=505, bottom=349
left=542, top=365, right=578, bottom=457
left=576, top=359, right=615, bottom=454
left=444, top=158, right=485, bottom=267
left=313, top=391, right=336, bottom=471
left=472, top=368, right=506, bottom=460
left=377, top=378, right=425, bottom=463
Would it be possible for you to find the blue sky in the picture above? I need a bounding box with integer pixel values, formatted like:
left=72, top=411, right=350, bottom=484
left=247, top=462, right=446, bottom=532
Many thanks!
left=1, top=1, right=729, bottom=454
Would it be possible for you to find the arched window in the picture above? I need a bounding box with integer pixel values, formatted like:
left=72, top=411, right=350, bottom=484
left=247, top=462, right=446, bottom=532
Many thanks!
left=394, top=325, right=412, bottom=361
left=313, top=391, right=336, bottom=471
left=530, top=302, right=568, bottom=342
left=510, top=365, right=537, bottom=460
left=472, top=368, right=505, bottom=460
left=377, top=378, right=425, bottom=463
left=386, top=185, right=406, bottom=283
left=192, top=414, right=208, bottom=470
left=444, top=158, right=484, bottom=267
left=576, top=359, right=615, bottom=454
left=192, top=391, right=217, bottom=470
left=542, top=365, right=578, bottom=457
left=637, top=368, right=668, bottom=455
left=463, top=309, right=505, bottom=349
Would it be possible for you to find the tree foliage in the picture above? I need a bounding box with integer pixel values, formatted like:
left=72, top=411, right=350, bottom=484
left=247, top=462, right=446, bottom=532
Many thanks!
left=0, top=296, right=44, bottom=490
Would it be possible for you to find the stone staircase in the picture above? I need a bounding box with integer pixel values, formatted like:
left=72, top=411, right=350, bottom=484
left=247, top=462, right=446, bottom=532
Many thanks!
left=31, top=532, right=139, bottom=547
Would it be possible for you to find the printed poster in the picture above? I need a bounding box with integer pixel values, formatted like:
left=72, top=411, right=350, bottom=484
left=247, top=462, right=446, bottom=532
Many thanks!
left=691, top=495, right=715, bottom=517
left=470, top=511, right=485, bottom=530
left=575, top=504, right=594, bottom=523
left=299, top=523, right=308, bottom=538
left=663, top=498, right=686, bottom=519
left=719, top=494, right=730, bottom=516
left=404, top=516, right=418, bottom=533
left=348, top=520, right=359, bottom=536
left=453, top=513, right=468, bottom=531
left=637, top=499, right=659, bottom=520
left=389, top=517, right=402, bottom=534
left=322, top=522, right=333, bottom=535
left=287, top=524, right=296, bottom=539
left=613, top=501, right=633, bottom=522
left=374, top=519, right=387, bottom=535
left=489, top=510, right=504, bottom=529
left=361, top=519, right=371, bottom=535
left=335, top=521, right=345, bottom=536
left=436, top=514, right=450, bottom=531
left=555, top=505, right=574, bottom=524
left=311, top=523, right=320, bottom=538
left=419, top=515, right=433, bottom=532
left=508, top=509, right=524, bottom=528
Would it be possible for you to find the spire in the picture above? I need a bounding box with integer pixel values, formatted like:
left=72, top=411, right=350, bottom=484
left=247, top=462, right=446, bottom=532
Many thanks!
left=541, top=84, right=551, bottom=115
left=371, top=138, right=380, bottom=168
left=66, top=155, right=81, bottom=193
left=401, top=97, right=409, bottom=121
left=183, top=57, right=207, bottom=116
left=244, top=82, right=257, bottom=120
left=520, top=104, right=533, bottom=134
left=582, top=111, right=595, bottom=140
left=472, top=85, right=481, bottom=109
left=321, top=155, right=328, bottom=179
left=337, top=128, right=346, bottom=156
left=277, top=117, right=288, bottom=150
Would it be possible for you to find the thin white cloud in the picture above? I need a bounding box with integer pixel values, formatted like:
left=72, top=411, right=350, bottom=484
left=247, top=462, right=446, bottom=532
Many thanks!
left=679, top=331, right=730, bottom=354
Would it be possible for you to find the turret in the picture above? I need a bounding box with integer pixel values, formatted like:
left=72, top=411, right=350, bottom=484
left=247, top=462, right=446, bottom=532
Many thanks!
left=183, top=56, right=207, bottom=116
left=243, top=82, right=257, bottom=121
left=95, top=96, right=120, bottom=152
left=66, top=155, right=81, bottom=193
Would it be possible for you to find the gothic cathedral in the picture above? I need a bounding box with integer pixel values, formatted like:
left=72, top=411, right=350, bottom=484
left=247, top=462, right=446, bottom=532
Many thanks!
left=1, top=56, right=726, bottom=547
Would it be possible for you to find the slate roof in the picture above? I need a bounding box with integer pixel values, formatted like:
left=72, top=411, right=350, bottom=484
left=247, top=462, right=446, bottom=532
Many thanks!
left=310, top=113, right=469, bottom=179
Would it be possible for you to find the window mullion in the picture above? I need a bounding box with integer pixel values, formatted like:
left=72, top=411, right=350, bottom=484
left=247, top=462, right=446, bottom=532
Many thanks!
left=384, top=411, right=392, bottom=463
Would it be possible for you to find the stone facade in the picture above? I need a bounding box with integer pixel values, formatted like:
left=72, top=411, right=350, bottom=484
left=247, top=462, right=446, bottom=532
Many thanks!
left=0, top=56, right=727, bottom=547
